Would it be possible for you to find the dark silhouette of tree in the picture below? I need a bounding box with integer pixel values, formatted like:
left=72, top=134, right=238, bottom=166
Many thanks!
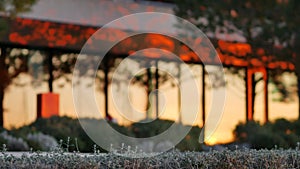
left=131, top=60, right=173, bottom=119
left=0, top=48, right=33, bottom=127
left=174, top=0, right=300, bottom=118
left=0, top=0, right=37, bottom=17
left=111, top=58, right=173, bottom=120
left=0, top=49, right=10, bottom=128
left=0, top=0, right=38, bottom=127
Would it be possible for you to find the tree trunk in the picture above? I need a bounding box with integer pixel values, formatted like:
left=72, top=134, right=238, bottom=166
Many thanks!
left=0, top=47, right=7, bottom=127
left=202, top=64, right=205, bottom=125
left=155, top=61, right=159, bottom=119
left=104, top=65, right=109, bottom=119
left=47, top=52, right=54, bottom=92
left=264, top=69, right=269, bottom=123
left=298, top=75, right=300, bottom=120
left=146, top=68, right=152, bottom=119
left=251, top=73, right=256, bottom=119
left=295, top=32, right=300, bottom=120
left=0, top=88, right=4, bottom=127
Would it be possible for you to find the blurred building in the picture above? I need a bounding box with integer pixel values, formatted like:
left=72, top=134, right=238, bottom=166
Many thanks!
left=0, top=0, right=297, bottom=144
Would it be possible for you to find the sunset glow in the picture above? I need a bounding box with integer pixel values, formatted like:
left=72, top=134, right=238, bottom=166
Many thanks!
left=0, top=0, right=298, bottom=147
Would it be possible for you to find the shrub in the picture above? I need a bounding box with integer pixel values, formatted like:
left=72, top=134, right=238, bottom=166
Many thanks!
left=292, top=119, right=300, bottom=135
left=13, top=116, right=95, bottom=152
left=234, top=121, right=261, bottom=143
left=26, top=132, right=58, bottom=151
left=234, top=119, right=300, bottom=149
left=176, top=126, right=202, bottom=151
left=0, top=131, right=29, bottom=151
left=131, top=119, right=202, bottom=151
left=8, top=116, right=204, bottom=152
left=131, top=119, right=173, bottom=138
left=249, top=129, right=287, bottom=149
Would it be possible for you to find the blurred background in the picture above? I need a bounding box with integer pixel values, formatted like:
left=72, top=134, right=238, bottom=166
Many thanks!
left=0, top=0, right=299, bottom=151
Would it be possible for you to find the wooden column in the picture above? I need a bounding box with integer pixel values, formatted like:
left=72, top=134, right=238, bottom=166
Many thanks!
left=298, top=77, right=300, bottom=120
left=0, top=47, right=7, bottom=127
left=245, top=67, right=268, bottom=122
left=177, top=63, right=182, bottom=123
left=201, top=64, right=206, bottom=143
left=202, top=64, right=206, bottom=126
left=246, top=67, right=254, bottom=121
left=104, top=62, right=109, bottom=119
left=263, top=68, right=269, bottom=123
left=155, top=60, right=159, bottom=119
left=47, top=51, right=54, bottom=92
left=245, top=67, right=249, bottom=122
left=38, top=51, right=59, bottom=118
left=146, top=67, right=152, bottom=119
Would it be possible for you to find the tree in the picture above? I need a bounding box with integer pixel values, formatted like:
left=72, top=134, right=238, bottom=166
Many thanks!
left=0, top=0, right=38, bottom=127
left=0, top=48, right=10, bottom=128
left=112, top=58, right=174, bottom=120
left=174, top=0, right=300, bottom=119
left=0, top=48, right=33, bottom=127
left=0, top=0, right=37, bottom=17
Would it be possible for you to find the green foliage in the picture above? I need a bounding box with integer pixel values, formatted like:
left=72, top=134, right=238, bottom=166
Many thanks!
left=176, top=126, right=202, bottom=151
left=131, top=119, right=202, bottom=151
left=0, top=131, right=29, bottom=151
left=12, top=116, right=96, bottom=152
left=174, top=0, right=299, bottom=50
left=292, top=120, right=300, bottom=135
left=0, top=0, right=38, bottom=17
left=131, top=119, right=173, bottom=138
left=234, top=120, right=261, bottom=142
left=174, top=0, right=300, bottom=105
left=250, top=129, right=287, bottom=149
left=3, top=116, right=300, bottom=152
left=0, top=135, right=6, bottom=146
left=234, top=119, right=300, bottom=149
left=8, top=116, right=203, bottom=152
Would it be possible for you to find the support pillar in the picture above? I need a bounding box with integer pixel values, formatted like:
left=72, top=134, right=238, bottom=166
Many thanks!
left=177, top=63, right=182, bottom=123
left=146, top=67, right=152, bottom=119
left=37, top=51, right=59, bottom=118
left=245, top=67, right=249, bottom=122
left=104, top=63, right=109, bottom=119
left=47, top=52, right=54, bottom=93
left=0, top=47, right=7, bottom=127
left=245, top=67, right=269, bottom=122
left=201, top=64, right=206, bottom=144
left=298, top=76, right=300, bottom=120
left=155, top=60, right=159, bottom=119
left=263, top=68, right=269, bottom=123
left=202, top=64, right=206, bottom=126
left=246, top=68, right=254, bottom=121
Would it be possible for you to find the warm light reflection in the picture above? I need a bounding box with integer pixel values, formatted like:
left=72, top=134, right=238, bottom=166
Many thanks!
left=206, top=136, right=218, bottom=146
left=3, top=64, right=299, bottom=144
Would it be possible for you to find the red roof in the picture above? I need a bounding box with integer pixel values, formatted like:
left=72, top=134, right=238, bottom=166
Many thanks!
left=0, top=16, right=294, bottom=70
